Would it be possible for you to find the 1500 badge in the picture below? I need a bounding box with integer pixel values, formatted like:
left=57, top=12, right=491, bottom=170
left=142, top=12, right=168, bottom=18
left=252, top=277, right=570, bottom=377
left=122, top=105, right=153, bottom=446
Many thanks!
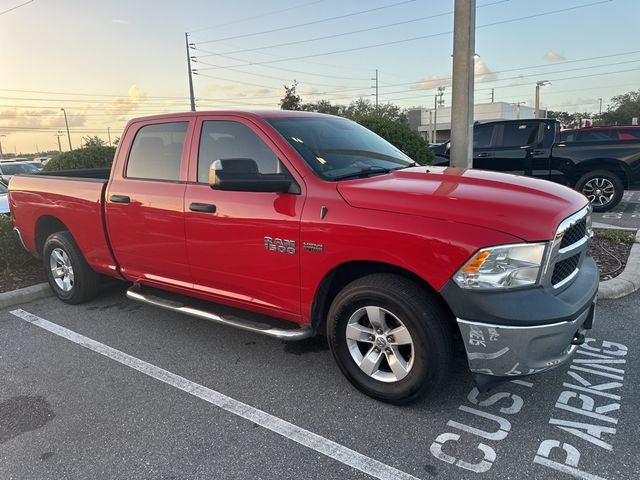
left=264, top=236, right=296, bottom=255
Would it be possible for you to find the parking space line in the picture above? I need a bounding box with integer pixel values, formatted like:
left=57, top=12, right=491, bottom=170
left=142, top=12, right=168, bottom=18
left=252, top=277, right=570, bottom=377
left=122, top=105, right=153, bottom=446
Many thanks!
left=9, top=308, right=419, bottom=480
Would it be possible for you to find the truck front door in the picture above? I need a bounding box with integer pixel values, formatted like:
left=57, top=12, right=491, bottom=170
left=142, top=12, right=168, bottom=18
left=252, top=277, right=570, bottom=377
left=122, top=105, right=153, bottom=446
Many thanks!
left=184, top=117, right=304, bottom=318
left=487, top=121, right=550, bottom=179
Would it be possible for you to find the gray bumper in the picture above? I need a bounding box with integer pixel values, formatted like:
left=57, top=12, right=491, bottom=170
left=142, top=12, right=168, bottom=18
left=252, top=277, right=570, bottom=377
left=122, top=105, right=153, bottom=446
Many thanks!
left=457, top=298, right=596, bottom=380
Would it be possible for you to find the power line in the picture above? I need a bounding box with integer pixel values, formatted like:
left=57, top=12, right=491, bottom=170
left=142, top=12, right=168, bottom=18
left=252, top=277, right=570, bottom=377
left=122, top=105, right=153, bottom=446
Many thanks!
left=209, top=0, right=509, bottom=57
left=196, top=0, right=416, bottom=45
left=189, top=0, right=325, bottom=34
left=197, top=1, right=612, bottom=70
left=0, top=0, right=33, bottom=16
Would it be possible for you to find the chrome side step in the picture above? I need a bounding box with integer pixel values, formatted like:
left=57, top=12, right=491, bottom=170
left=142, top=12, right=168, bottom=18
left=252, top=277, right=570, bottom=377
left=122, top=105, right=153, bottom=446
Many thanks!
left=126, top=285, right=314, bottom=341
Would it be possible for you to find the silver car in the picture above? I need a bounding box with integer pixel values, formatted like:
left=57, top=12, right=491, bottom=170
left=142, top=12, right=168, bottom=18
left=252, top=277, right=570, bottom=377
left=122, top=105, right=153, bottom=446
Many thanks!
left=0, top=182, right=9, bottom=215
left=0, top=161, right=37, bottom=184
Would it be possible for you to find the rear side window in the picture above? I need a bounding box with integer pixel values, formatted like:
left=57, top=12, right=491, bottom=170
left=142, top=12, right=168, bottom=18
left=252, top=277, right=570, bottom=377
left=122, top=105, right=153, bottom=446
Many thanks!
left=473, top=125, right=493, bottom=148
left=126, top=122, right=188, bottom=181
left=500, top=122, right=539, bottom=147
left=197, top=121, right=281, bottom=183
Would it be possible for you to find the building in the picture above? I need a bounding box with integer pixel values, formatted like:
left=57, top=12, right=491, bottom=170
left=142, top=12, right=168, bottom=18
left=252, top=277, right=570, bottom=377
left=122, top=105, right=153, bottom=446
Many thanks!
left=408, top=102, right=542, bottom=143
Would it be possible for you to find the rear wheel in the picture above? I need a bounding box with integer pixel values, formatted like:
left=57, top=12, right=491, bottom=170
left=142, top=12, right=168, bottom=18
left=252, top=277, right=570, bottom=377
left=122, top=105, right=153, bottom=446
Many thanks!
left=575, top=170, right=624, bottom=212
left=327, top=274, right=453, bottom=404
left=43, top=231, right=99, bottom=304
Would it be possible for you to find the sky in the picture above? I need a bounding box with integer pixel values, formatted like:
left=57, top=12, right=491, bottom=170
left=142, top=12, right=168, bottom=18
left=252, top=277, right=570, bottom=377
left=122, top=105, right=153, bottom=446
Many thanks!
left=0, top=0, right=639, bottom=154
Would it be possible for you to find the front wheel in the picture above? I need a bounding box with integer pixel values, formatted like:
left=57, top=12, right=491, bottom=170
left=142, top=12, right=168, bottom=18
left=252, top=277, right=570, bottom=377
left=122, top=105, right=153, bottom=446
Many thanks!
left=327, top=274, right=453, bottom=404
left=575, top=170, right=624, bottom=212
left=43, top=231, right=99, bottom=304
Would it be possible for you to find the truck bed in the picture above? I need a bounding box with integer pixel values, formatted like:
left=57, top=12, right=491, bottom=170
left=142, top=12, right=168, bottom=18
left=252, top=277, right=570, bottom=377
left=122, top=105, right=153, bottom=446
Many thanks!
left=9, top=173, right=118, bottom=277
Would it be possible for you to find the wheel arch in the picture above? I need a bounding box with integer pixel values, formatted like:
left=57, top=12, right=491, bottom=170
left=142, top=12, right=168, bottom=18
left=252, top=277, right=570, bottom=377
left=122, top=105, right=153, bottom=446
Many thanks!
left=310, top=260, right=454, bottom=333
left=35, top=215, right=69, bottom=257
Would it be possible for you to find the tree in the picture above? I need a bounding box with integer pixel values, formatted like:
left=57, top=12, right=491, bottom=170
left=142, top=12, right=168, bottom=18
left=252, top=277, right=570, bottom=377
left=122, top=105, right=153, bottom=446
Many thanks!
left=599, top=89, right=640, bottom=125
left=353, top=115, right=433, bottom=165
left=82, top=135, right=106, bottom=148
left=280, top=81, right=302, bottom=111
left=547, top=111, right=594, bottom=128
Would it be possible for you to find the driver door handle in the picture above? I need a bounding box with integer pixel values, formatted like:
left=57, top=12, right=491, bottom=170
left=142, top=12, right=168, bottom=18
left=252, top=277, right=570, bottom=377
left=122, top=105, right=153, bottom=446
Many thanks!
left=475, top=152, right=491, bottom=158
left=110, top=195, right=130, bottom=204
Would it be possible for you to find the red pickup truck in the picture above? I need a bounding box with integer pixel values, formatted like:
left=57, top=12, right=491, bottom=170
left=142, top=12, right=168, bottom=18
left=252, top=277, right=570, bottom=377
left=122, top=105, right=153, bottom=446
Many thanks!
left=9, top=111, right=598, bottom=404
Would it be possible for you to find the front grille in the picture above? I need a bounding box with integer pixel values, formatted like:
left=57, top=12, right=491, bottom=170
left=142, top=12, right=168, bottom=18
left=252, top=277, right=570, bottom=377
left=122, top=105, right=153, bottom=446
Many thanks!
left=560, top=218, right=587, bottom=249
left=552, top=253, right=580, bottom=285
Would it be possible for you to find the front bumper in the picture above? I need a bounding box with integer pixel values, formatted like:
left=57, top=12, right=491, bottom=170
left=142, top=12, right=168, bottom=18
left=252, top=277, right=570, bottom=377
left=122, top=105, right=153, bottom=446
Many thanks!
left=442, top=255, right=599, bottom=390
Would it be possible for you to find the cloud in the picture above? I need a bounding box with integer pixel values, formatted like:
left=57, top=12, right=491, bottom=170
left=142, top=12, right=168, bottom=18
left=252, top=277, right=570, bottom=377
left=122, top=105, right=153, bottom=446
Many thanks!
left=111, top=19, right=129, bottom=25
left=411, top=75, right=451, bottom=91
left=545, top=51, right=566, bottom=62
left=0, top=108, right=87, bottom=134
left=474, top=60, right=498, bottom=83
left=105, top=85, right=148, bottom=120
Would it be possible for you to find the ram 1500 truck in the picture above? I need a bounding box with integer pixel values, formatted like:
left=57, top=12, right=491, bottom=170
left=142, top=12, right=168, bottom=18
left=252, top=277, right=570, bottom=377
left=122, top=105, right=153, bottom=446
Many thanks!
left=431, top=118, right=640, bottom=212
left=9, top=111, right=598, bottom=404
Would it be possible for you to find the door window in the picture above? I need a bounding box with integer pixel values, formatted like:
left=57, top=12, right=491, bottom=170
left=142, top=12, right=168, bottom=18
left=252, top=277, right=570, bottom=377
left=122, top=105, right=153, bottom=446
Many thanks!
left=473, top=125, right=493, bottom=148
left=126, top=122, right=188, bottom=181
left=500, top=122, right=539, bottom=147
left=198, top=121, right=283, bottom=183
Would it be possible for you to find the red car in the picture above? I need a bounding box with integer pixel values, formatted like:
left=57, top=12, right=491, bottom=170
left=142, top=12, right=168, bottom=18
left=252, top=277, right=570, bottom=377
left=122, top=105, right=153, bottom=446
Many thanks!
left=561, top=125, right=640, bottom=142
left=9, top=111, right=598, bottom=404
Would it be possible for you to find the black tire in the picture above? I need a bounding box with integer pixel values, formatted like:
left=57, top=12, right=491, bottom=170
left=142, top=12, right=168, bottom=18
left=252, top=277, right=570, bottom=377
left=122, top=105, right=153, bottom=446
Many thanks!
left=43, top=231, right=99, bottom=304
left=327, top=273, right=453, bottom=405
left=575, top=170, right=624, bottom=212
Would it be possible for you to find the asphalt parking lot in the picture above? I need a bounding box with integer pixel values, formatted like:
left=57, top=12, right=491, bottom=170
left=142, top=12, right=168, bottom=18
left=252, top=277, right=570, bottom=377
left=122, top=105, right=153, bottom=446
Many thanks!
left=593, top=188, right=640, bottom=229
left=1, top=284, right=638, bottom=480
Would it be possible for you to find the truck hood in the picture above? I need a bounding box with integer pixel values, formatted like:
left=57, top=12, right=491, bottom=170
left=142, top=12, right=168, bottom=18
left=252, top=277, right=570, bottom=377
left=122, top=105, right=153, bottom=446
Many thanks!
left=337, top=166, right=588, bottom=241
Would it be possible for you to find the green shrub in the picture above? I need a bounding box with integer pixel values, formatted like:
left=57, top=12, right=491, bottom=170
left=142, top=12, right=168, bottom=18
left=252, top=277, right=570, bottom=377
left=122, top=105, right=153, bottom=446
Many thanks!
left=0, top=215, right=35, bottom=268
left=43, top=146, right=116, bottom=172
left=352, top=115, right=433, bottom=165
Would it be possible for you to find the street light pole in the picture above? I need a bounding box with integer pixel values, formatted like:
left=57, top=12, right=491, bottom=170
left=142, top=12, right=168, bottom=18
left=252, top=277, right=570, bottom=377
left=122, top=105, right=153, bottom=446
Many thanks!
left=60, top=108, right=72, bottom=150
left=107, top=127, right=112, bottom=146
left=534, top=80, right=551, bottom=119
left=450, top=0, right=476, bottom=168
left=371, top=69, right=379, bottom=112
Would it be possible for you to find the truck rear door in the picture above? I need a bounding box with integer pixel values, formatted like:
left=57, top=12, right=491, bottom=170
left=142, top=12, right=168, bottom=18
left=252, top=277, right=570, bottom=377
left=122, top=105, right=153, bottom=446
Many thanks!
left=105, top=118, right=193, bottom=287
left=183, top=116, right=304, bottom=317
left=482, top=121, right=549, bottom=178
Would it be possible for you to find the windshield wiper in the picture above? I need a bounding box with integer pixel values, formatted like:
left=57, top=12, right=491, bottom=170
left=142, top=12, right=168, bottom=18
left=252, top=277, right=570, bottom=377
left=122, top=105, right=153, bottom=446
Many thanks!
left=330, top=164, right=413, bottom=181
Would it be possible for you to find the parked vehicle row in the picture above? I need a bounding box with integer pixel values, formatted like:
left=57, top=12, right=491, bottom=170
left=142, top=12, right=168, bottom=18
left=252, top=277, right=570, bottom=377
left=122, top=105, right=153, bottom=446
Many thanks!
left=0, top=159, right=43, bottom=184
left=9, top=111, right=598, bottom=404
left=431, top=120, right=640, bottom=211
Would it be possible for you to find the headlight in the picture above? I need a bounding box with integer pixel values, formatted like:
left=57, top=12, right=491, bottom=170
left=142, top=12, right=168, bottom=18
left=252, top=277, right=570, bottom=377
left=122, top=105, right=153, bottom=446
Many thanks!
left=454, top=243, right=547, bottom=290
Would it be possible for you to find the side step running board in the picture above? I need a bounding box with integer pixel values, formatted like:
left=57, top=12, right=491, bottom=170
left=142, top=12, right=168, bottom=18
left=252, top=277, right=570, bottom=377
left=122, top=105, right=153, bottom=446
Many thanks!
left=126, top=285, right=314, bottom=341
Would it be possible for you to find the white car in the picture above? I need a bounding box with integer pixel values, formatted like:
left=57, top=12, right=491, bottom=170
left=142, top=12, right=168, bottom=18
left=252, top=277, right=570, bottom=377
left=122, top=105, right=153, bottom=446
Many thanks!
left=0, top=182, right=9, bottom=215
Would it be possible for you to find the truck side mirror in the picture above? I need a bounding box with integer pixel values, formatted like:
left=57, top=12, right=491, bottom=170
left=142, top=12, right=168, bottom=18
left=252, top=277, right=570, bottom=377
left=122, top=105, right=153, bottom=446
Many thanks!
left=209, top=158, right=296, bottom=193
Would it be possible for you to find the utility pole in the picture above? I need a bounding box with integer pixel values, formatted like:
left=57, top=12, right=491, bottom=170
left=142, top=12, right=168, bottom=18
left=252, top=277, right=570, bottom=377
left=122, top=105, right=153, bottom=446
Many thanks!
left=450, top=0, right=476, bottom=168
left=60, top=108, right=72, bottom=150
left=491, top=88, right=494, bottom=103
left=371, top=69, right=379, bottom=112
left=107, top=127, right=112, bottom=146
left=0, top=135, right=5, bottom=160
left=598, top=98, right=603, bottom=115
left=185, top=32, right=196, bottom=112
left=433, top=86, right=445, bottom=143
left=54, top=134, right=63, bottom=152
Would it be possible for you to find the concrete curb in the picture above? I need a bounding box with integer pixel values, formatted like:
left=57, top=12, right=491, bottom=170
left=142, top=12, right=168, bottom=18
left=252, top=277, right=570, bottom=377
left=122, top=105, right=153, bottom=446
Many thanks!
left=598, top=229, right=640, bottom=300
left=0, top=282, right=52, bottom=309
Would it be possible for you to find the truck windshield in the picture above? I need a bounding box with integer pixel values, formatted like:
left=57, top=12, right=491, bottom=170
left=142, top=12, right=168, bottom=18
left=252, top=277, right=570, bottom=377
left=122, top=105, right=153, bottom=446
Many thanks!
left=266, top=117, right=415, bottom=181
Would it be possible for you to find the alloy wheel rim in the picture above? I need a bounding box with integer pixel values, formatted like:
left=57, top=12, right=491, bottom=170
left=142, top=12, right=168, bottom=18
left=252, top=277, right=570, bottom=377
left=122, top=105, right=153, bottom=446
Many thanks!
left=49, top=248, right=74, bottom=292
left=582, top=178, right=615, bottom=207
left=345, top=306, right=415, bottom=383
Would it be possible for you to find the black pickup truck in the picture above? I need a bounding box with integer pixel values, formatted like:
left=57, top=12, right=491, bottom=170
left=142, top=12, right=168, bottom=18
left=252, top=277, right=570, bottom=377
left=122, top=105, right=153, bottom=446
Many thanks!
left=431, top=119, right=640, bottom=211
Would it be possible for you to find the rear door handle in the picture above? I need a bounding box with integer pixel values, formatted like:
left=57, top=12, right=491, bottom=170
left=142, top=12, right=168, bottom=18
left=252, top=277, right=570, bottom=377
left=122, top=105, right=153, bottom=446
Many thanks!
left=531, top=149, right=546, bottom=156
left=475, top=152, right=491, bottom=158
left=189, top=202, right=217, bottom=213
left=110, top=195, right=130, bottom=204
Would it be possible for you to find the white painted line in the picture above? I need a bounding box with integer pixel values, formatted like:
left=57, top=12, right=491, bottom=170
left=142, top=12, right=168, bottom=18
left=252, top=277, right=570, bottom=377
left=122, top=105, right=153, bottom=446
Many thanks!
left=9, top=308, right=420, bottom=480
